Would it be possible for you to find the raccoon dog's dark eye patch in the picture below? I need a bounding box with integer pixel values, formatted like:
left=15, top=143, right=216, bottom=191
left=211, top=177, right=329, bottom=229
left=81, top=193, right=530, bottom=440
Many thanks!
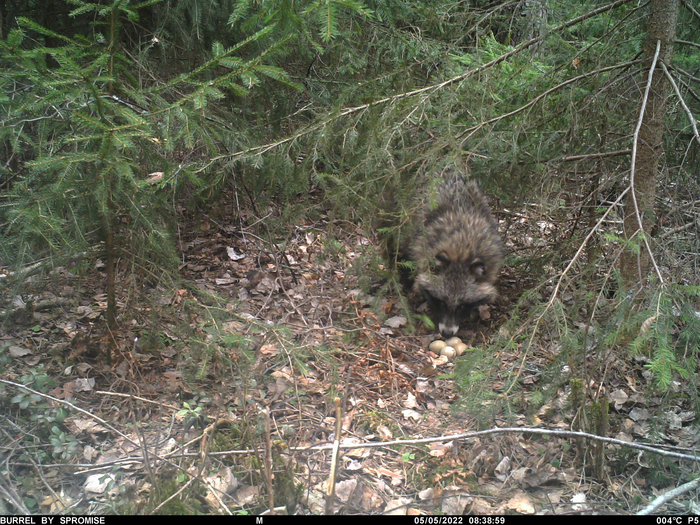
left=422, top=288, right=446, bottom=311
left=455, top=303, right=472, bottom=316
left=470, top=261, right=486, bottom=277
left=435, top=254, right=451, bottom=267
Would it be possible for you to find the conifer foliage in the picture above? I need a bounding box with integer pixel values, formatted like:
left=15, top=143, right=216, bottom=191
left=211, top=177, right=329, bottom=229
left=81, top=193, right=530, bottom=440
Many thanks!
left=0, top=0, right=292, bottom=334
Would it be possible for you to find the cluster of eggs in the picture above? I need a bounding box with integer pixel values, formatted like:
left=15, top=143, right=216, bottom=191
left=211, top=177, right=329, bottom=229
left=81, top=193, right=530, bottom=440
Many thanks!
left=428, top=337, right=468, bottom=360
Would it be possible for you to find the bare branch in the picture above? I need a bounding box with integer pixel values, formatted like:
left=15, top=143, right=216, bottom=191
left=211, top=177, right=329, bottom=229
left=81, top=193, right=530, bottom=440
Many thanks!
left=637, top=476, right=700, bottom=515
left=628, top=39, right=665, bottom=284
left=293, top=426, right=700, bottom=464
left=561, top=149, right=631, bottom=162
left=661, top=61, right=700, bottom=147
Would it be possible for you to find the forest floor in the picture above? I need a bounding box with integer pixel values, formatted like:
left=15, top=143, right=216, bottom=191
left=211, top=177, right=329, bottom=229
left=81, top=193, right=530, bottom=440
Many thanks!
left=1, top=189, right=698, bottom=515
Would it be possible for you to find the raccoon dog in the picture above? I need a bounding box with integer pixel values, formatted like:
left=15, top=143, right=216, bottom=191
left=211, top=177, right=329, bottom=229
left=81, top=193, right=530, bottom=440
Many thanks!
left=407, top=171, right=503, bottom=338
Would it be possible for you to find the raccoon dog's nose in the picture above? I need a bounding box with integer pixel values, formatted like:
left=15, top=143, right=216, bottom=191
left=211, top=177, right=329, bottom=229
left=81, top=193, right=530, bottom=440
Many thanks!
left=439, top=323, right=459, bottom=338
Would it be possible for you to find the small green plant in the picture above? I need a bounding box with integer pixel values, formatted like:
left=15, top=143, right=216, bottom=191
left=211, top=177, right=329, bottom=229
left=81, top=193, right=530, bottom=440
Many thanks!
left=319, top=237, right=345, bottom=263
left=49, top=425, right=80, bottom=460
left=178, top=402, right=209, bottom=430
left=9, top=370, right=79, bottom=461
left=18, top=366, right=56, bottom=393
left=11, top=367, right=61, bottom=425
left=401, top=451, right=416, bottom=462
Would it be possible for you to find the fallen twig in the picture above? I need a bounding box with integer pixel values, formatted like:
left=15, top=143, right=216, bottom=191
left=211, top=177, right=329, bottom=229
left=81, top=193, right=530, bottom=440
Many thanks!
left=325, top=397, right=342, bottom=514
left=637, top=476, right=700, bottom=515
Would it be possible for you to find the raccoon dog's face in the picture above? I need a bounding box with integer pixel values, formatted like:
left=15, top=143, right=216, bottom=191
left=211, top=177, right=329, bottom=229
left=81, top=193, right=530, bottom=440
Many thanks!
left=417, top=254, right=497, bottom=338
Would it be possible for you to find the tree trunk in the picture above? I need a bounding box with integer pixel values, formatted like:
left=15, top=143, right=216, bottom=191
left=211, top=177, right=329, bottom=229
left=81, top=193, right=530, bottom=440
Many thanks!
left=620, top=0, right=678, bottom=289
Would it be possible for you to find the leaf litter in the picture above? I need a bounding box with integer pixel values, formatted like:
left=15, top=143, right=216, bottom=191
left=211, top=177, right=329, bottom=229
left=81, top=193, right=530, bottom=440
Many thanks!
left=0, top=195, right=698, bottom=515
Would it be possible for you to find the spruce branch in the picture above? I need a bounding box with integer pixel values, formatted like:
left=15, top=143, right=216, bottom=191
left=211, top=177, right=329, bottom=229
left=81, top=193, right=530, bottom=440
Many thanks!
left=203, top=0, right=637, bottom=168
left=457, top=60, right=641, bottom=144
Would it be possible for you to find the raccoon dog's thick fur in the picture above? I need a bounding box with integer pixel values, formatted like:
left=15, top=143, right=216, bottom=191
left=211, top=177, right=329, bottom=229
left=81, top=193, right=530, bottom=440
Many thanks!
left=406, top=171, right=503, bottom=338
